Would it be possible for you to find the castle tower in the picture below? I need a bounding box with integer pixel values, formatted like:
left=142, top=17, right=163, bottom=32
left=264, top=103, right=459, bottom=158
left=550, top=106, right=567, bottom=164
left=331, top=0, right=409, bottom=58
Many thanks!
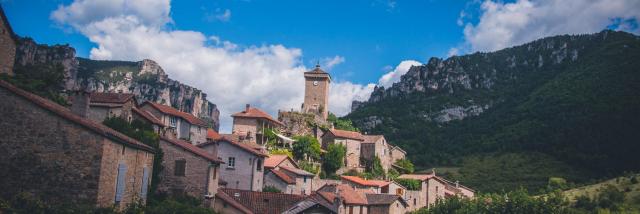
left=303, top=63, right=331, bottom=120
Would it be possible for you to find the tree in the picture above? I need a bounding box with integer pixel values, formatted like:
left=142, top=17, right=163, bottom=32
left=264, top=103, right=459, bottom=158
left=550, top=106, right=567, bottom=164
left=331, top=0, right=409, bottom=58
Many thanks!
left=327, top=112, right=359, bottom=132
left=292, top=135, right=321, bottom=161
left=323, top=144, right=346, bottom=176
left=366, top=156, right=385, bottom=179
left=394, top=159, right=415, bottom=174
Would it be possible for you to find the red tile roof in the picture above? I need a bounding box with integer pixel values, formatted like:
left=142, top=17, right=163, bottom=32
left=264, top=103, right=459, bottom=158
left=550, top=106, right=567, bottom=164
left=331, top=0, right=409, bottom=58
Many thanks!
left=90, top=92, right=135, bottom=104
left=365, top=194, right=407, bottom=206
left=264, top=155, right=297, bottom=169
left=160, top=136, right=222, bottom=163
left=280, top=166, right=315, bottom=176
left=317, top=184, right=368, bottom=205
left=269, top=169, right=295, bottom=184
left=220, top=188, right=306, bottom=214
left=0, top=80, right=154, bottom=153
left=362, top=135, right=384, bottom=144
left=207, top=128, right=222, bottom=140
left=198, top=135, right=268, bottom=157
left=341, top=176, right=390, bottom=187
left=397, top=174, right=434, bottom=181
left=142, top=101, right=207, bottom=127
left=327, top=129, right=365, bottom=141
left=231, top=105, right=284, bottom=126
left=132, top=107, right=164, bottom=126
left=215, top=191, right=254, bottom=214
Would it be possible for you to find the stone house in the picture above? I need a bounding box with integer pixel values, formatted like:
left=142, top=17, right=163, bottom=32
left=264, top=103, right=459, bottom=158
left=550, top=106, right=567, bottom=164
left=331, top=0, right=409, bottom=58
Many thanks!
left=0, top=6, right=16, bottom=76
left=0, top=80, right=155, bottom=210
left=321, top=129, right=365, bottom=173
left=397, top=173, right=474, bottom=211
left=231, top=104, right=284, bottom=145
left=282, top=193, right=337, bottom=214
left=263, top=155, right=315, bottom=195
left=388, top=144, right=406, bottom=165
left=214, top=188, right=306, bottom=214
left=198, top=136, right=268, bottom=191
left=340, top=176, right=406, bottom=197
left=315, top=184, right=408, bottom=214
left=157, top=136, right=223, bottom=207
left=360, top=135, right=392, bottom=173
left=140, top=101, right=207, bottom=144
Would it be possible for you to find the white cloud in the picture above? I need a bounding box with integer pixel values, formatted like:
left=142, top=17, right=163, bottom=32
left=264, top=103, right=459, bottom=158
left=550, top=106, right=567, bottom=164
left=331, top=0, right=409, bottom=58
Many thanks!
left=52, top=0, right=374, bottom=132
left=51, top=0, right=171, bottom=28
left=461, top=0, right=640, bottom=52
left=447, top=48, right=459, bottom=57
left=321, top=55, right=345, bottom=70
left=377, top=60, right=422, bottom=88
left=215, top=9, right=231, bottom=22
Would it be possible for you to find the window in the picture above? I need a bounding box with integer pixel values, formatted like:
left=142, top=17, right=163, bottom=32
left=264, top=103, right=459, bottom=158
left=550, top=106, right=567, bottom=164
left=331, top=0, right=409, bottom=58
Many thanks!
left=169, top=116, right=177, bottom=127
left=197, top=126, right=201, bottom=133
left=414, top=198, right=417, bottom=205
left=115, top=163, right=127, bottom=203
left=256, top=159, right=263, bottom=171
left=212, top=165, right=217, bottom=179
left=174, top=160, right=186, bottom=176
left=141, top=167, right=150, bottom=199
left=228, top=157, right=236, bottom=168
left=349, top=206, right=353, bottom=214
left=304, top=176, right=307, bottom=183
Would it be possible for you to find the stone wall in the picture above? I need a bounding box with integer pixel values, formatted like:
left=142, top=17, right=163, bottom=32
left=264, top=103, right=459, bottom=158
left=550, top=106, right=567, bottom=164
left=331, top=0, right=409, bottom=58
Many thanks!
left=303, top=75, right=330, bottom=120
left=0, top=10, right=15, bottom=76
left=157, top=138, right=217, bottom=205
left=263, top=171, right=293, bottom=193
left=210, top=140, right=264, bottom=191
left=231, top=117, right=258, bottom=141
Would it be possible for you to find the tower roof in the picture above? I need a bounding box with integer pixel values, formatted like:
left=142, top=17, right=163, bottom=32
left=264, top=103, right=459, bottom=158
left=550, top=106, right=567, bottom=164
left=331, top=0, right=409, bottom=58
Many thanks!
left=304, top=64, right=331, bottom=81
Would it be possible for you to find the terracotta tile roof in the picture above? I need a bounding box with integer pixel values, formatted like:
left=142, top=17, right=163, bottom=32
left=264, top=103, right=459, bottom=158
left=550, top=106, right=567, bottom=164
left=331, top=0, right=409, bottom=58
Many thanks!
left=327, top=129, right=364, bottom=141
left=0, top=80, right=154, bottom=153
left=132, top=107, right=164, bottom=126
left=231, top=105, right=284, bottom=126
left=220, top=188, right=305, bottom=214
left=397, top=174, right=434, bottom=181
left=215, top=191, right=254, bottom=214
left=160, top=136, right=222, bottom=163
left=280, top=166, right=315, bottom=176
left=142, top=101, right=207, bottom=127
left=264, top=155, right=296, bottom=169
left=365, top=194, right=407, bottom=206
left=283, top=193, right=337, bottom=214
left=207, top=128, right=221, bottom=140
left=317, top=184, right=368, bottom=205
left=90, top=92, right=135, bottom=104
left=341, top=176, right=390, bottom=187
left=362, top=135, right=384, bottom=144
left=269, top=169, right=295, bottom=184
left=199, top=135, right=268, bottom=157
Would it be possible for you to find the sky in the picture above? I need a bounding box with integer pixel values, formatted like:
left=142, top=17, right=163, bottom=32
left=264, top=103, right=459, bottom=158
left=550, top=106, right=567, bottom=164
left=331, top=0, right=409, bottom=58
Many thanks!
left=2, top=0, right=639, bottom=132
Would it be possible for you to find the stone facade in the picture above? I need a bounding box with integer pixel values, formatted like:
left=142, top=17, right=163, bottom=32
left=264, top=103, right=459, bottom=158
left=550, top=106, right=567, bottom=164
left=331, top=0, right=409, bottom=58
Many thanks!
left=140, top=102, right=207, bottom=144
left=322, top=132, right=364, bottom=173
left=0, top=7, right=15, bottom=76
left=200, top=139, right=266, bottom=191
left=0, top=81, right=154, bottom=210
left=303, top=65, right=331, bottom=120
left=368, top=200, right=407, bottom=214
left=360, top=135, right=392, bottom=173
left=389, top=145, right=406, bottom=164
left=157, top=138, right=220, bottom=207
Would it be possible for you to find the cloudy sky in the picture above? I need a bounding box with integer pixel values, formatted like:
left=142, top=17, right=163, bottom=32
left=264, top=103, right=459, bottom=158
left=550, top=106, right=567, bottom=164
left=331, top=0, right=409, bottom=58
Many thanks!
left=3, top=0, right=639, bottom=131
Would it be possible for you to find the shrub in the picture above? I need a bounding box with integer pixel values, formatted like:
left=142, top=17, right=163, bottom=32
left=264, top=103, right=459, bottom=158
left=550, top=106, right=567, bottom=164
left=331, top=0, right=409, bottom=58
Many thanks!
left=269, top=148, right=293, bottom=159
left=395, top=178, right=421, bottom=191
left=299, top=161, right=320, bottom=175
left=263, top=186, right=282, bottom=193
left=292, top=135, right=321, bottom=161
left=323, top=144, right=346, bottom=176
left=394, top=159, right=415, bottom=174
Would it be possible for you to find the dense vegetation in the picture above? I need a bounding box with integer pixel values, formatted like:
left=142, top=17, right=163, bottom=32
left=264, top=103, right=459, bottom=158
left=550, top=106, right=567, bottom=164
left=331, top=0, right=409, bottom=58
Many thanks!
left=327, top=112, right=359, bottom=131
left=0, top=62, right=67, bottom=105
left=322, top=144, right=347, bottom=176
left=347, top=31, right=640, bottom=193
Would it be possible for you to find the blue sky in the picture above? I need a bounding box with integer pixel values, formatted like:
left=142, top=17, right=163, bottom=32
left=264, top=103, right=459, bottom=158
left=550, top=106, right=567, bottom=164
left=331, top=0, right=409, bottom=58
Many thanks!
left=3, top=0, right=472, bottom=84
left=2, top=0, right=638, bottom=131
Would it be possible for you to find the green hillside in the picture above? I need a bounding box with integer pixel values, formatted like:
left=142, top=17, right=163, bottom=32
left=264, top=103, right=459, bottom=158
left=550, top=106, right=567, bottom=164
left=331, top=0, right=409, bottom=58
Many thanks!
left=346, top=31, right=640, bottom=193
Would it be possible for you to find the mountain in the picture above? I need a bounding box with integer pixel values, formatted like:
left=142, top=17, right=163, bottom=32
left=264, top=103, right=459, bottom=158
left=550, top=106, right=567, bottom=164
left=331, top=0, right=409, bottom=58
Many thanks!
left=14, top=37, right=220, bottom=130
left=346, top=30, right=640, bottom=193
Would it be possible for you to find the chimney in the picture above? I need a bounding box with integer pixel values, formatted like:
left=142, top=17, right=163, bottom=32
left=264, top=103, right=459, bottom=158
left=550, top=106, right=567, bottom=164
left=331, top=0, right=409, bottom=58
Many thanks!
left=333, top=187, right=343, bottom=212
left=245, top=104, right=250, bottom=112
left=71, top=90, right=91, bottom=117
left=455, top=180, right=459, bottom=188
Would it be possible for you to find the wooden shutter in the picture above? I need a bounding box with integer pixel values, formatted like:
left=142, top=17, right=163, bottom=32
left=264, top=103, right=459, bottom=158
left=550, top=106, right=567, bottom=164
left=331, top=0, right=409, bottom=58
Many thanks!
left=175, top=160, right=186, bottom=176
left=140, top=167, right=150, bottom=200
left=115, top=163, right=128, bottom=202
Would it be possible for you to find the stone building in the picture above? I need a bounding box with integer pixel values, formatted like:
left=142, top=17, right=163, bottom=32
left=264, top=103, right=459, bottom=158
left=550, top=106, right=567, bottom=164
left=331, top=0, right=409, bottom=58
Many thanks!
left=214, top=188, right=307, bottom=214
left=0, top=80, right=155, bottom=209
left=231, top=104, right=284, bottom=145
left=314, top=184, right=408, bottom=214
left=198, top=136, right=268, bottom=191
left=397, top=173, right=474, bottom=211
left=263, top=155, right=314, bottom=195
left=302, top=64, right=331, bottom=120
left=82, top=92, right=136, bottom=122
left=140, top=101, right=208, bottom=144
left=340, top=176, right=406, bottom=197
left=0, top=6, right=16, bottom=76
left=321, top=129, right=365, bottom=173
left=389, top=144, right=407, bottom=167
left=157, top=136, right=223, bottom=207
left=360, top=135, right=392, bottom=173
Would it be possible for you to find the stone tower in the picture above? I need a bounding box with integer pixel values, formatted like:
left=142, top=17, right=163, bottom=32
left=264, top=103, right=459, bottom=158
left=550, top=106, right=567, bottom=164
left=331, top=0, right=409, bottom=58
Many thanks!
left=303, top=63, right=331, bottom=120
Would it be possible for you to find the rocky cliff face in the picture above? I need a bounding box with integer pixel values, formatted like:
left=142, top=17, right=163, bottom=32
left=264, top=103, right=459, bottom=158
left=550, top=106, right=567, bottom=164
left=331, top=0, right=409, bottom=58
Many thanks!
left=14, top=38, right=220, bottom=130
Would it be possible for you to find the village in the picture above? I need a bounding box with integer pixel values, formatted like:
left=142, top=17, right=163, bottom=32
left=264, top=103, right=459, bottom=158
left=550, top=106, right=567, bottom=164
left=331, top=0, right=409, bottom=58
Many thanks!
left=0, top=6, right=475, bottom=214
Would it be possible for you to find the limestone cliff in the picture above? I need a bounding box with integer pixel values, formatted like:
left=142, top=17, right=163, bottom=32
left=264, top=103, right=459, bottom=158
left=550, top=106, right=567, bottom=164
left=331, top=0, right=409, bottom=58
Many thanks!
left=13, top=37, right=220, bottom=130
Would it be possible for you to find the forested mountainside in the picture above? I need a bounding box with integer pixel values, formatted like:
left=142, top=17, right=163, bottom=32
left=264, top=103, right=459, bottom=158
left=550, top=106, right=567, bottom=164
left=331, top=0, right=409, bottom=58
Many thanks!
left=13, top=37, right=220, bottom=130
left=346, top=30, right=640, bottom=193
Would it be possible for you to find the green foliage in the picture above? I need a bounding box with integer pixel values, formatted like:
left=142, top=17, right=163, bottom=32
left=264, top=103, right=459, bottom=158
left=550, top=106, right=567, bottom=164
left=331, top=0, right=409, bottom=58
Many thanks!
left=347, top=31, right=640, bottom=193
left=414, top=189, right=569, bottom=214
left=103, top=117, right=163, bottom=195
left=1, top=62, right=67, bottom=106
left=292, top=135, right=321, bottom=161
left=394, top=159, right=415, bottom=174
left=395, top=178, right=421, bottom=191
left=263, top=186, right=282, bottom=193
left=596, top=185, right=625, bottom=211
left=548, top=177, right=568, bottom=191
left=299, top=161, right=320, bottom=175
left=323, top=144, right=346, bottom=176
left=387, top=168, right=400, bottom=180
left=365, top=156, right=385, bottom=179
left=631, top=176, right=638, bottom=184
left=269, top=148, right=293, bottom=159
left=328, top=112, right=359, bottom=132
